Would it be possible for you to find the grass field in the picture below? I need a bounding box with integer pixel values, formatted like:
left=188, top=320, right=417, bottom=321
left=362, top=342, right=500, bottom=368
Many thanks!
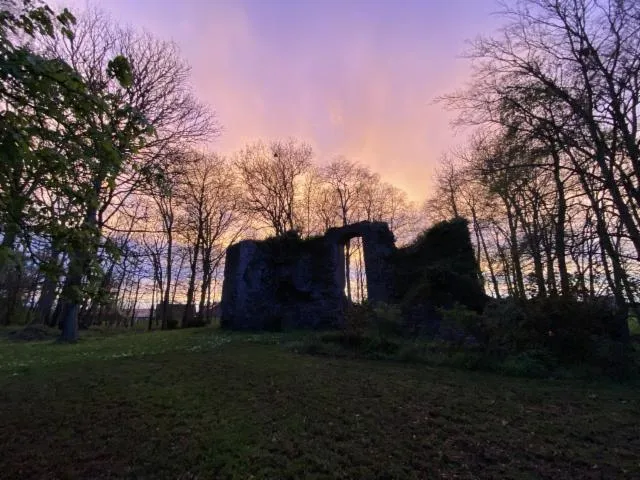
left=1, top=327, right=639, bottom=479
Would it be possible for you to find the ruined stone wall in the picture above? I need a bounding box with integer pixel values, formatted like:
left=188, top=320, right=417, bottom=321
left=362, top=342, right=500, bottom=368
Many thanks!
left=220, top=235, right=345, bottom=330
left=221, top=222, right=396, bottom=330
left=324, top=222, right=395, bottom=303
left=221, top=218, right=486, bottom=335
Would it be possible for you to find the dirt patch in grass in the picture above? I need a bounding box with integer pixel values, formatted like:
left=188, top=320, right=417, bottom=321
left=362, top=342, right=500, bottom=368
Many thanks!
left=0, top=331, right=638, bottom=479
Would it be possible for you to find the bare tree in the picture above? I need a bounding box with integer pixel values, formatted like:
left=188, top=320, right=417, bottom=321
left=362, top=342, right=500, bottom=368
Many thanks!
left=178, top=151, right=244, bottom=325
left=441, top=0, right=640, bottom=312
left=235, top=139, right=312, bottom=236
left=320, top=157, right=373, bottom=300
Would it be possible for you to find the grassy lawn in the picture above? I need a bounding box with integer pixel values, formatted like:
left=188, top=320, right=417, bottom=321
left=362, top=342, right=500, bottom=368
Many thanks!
left=1, top=328, right=639, bottom=479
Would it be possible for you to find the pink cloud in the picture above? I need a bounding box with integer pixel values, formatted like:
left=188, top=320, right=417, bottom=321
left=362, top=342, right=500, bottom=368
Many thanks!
left=60, top=0, right=501, bottom=202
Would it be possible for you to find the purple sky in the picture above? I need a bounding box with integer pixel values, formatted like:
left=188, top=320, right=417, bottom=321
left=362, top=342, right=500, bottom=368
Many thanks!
left=86, top=0, right=503, bottom=201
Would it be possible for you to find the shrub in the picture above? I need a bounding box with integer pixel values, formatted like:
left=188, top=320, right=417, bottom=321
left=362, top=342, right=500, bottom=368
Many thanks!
left=320, top=330, right=364, bottom=348
left=422, top=265, right=487, bottom=312
left=186, top=318, right=207, bottom=328
left=312, top=303, right=405, bottom=359
left=439, top=303, right=484, bottom=345
left=394, top=217, right=487, bottom=312
left=396, top=343, right=426, bottom=363
left=592, top=337, right=637, bottom=379
left=287, top=336, right=351, bottom=358
left=362, top=335, right=401, bottom=356
left=343, top=303, right=372, bottom=336
left=166, top=318, right=179, bottom=330
left=500, top=351, right=553, bottom=378
left=481, top=299, right=533, bottom=355
left=8, top=325, right=58, bottom=342
left=447, top=351, right=492, bottom=371
left=629, top=315, right=640, bottom=336
left=263, top=314, right=283, bottom=332
left=371, top=302, right=405, bottom=338
left=524, top=296, right=630, bottom=363
left=479, top=296, right=638, bottom=376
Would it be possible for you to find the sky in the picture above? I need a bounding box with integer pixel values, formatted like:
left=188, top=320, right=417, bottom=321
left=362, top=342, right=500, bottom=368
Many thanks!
left=77, top=0, right=504, bottom=202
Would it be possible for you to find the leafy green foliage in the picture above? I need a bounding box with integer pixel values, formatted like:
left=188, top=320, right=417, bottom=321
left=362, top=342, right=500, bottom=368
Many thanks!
left=482, top=297, right=629, bottom=361
left=499, top=350, right=556, bottom=378
left=106, top=55, right=133, bottom=87
left=439, top=302, right=484, bottom=345
left=263, top=229, right=324, bottom=263
left=394, top=217, right=486, bottom=312
left=1, top=1, right=154, bottom=334
left=342, top=302, right=405, bottom=340
left=343, top=303, right=372, bottom=336
left=436, top=297, right=639, bottom=379
left=370, top=302, right=404, bottom=338
left=630, top=314, right=640, bottom=336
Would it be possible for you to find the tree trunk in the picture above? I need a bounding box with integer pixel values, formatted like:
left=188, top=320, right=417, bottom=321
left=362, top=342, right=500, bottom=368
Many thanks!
left=551, top=150, right=570, bottom=296
left=505, top=204, right=525, bottom=299
left=148, top=281, right=155, bottom=331
left=162, top=230, right=173, bottom=330
left=58, top=250, right=85, bottom=342
left=1, top=224, right=21, bottom=325
left=183, top=241, right=201, bottom=328
left=130, top=277, right=141, bottom=328
left=474, top=211, right=500, bottom=298
left=198, top=245, right=212, bottom=324
left=171, top=247, right=185, bottom=304
left=36, top=276, right=58, bottom=326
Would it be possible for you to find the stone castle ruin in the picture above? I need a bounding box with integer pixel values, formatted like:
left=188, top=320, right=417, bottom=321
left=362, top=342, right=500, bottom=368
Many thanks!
left=220, top=222, right=395, bottom=330
left=220, top=219, right=485, bottom=330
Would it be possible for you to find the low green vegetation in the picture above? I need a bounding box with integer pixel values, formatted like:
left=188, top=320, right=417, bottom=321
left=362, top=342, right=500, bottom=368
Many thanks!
left=630, top=314, right=640, bottom=336
left=294, top=300, right=640, bottom=381
left=1, top=328, right=639, bottom=479
left=393, top=217, right=486, bottom=313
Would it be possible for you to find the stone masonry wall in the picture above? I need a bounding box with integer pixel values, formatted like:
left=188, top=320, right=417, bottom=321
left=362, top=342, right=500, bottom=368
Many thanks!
left=221, top=222, right=396, bottom=330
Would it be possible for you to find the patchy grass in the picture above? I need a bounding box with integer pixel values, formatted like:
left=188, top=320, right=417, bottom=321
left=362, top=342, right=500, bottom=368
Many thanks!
left=1, top=329, right=639, bottom=479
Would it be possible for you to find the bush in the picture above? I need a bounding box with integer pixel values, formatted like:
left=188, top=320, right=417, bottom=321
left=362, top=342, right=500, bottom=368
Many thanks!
left=396, top=343, right=426, bottom=363
left=478, top=296, right=638, bottom=376
left=592, top=337, right=637, bottom=379
left=523, top=296, right=630, bottom=364
left=186, top=318, right=207, bottom=328
left=447, top=351, right=492, bottom=371
left=371, top=303, right=405, bottom=338
left=291, top=295, right=639, bottom=381
left=343, top=303, right=372, bottom=336
left=263, top=314, right=283, bottom=332
left=7, top=324, right=58, bottom=342
left=362, top=335, right=401, bottom=356
left=320, top=330, right=364, bottom=349
left=499, top=350, right=555, bottom=378
left=394, top=217, right=487, bottom=312
left=481, top=299, right=532, bottom=354
left=439, top=303, right=484, bottom=345
left=286, top=336, right=351, bottom=358
left=630, top=315, right=640, bottom=336
left=166, top=318, right=179, bottom=330
left=343, top=302, right=406, bottom=338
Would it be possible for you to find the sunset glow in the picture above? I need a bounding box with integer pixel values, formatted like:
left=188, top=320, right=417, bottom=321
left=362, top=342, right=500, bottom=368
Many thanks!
left=86, top=0, right=501, bottom=201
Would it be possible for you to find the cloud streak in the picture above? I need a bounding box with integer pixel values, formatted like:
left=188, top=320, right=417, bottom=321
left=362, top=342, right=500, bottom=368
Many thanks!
left=73, top=0, right=502, bottom=201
